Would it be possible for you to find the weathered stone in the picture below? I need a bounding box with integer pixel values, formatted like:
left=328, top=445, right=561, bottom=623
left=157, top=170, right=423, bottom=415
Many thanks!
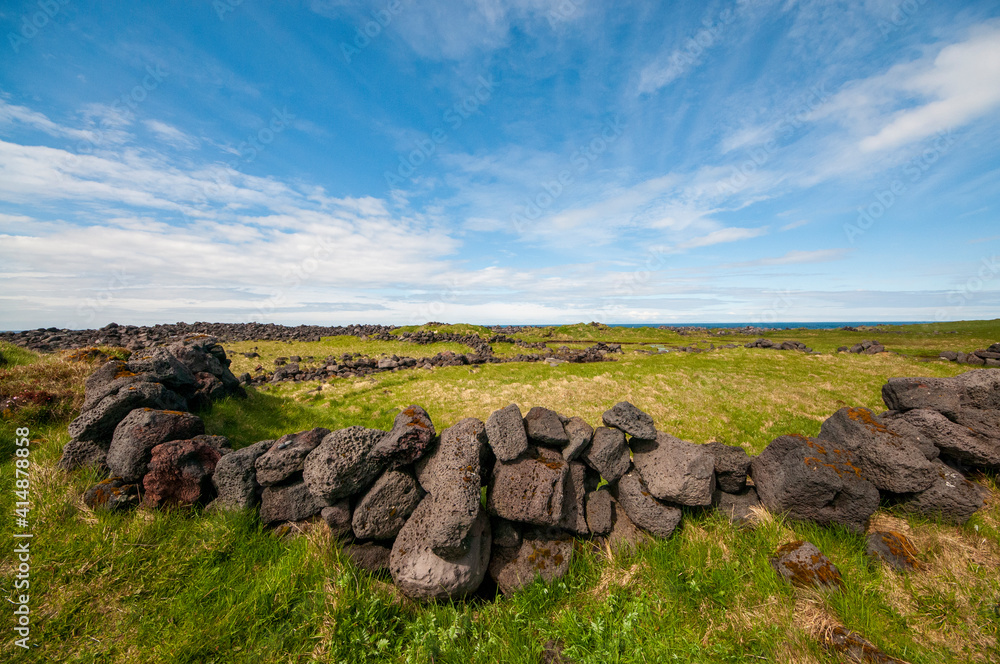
left=605, top=497, right=650, bottom=553
left=485, top=403, right=529, bottom=462
left=80, top=360, right=154, bottom=412
left=631, top=432, right=715, bottom=506
left=83, top=477, right=139, bottom=512
left=321, top=499, right=353, bottom=537
left=260, top=481, right=329, bottom=524
left=488, top=528, right=573, bottom=596
left=255, top=428, right=330, bottom=487
left=372, top=405, right=436, bottom=467
left=351, top=469, right=424, bottom=540
left=524, top=407, right=569, bottom=447
left=389, top=498, right=491, bottom=600
left=712, top=487, right=760, bottom=526
left=585, top=488, right=613, bottom=535
left=866, top=531, right=921, bottom=572
left=491, top=518, right=522, bottom=548
left=878, top=410, right=940, bottom=461
left=69, top=381, right=187, bottom=445
left=582, top=427, right=631, bottom=484
left=559, top=461, right=589, bottom=535
left=818, top=407, right=935, bottom=493
left=125, top=347, right=196, bottom=390
left=750, top=434, right=879, bottom=533
left=211, top=439, right=273, bottom=510
left=142, top=439, right=221, bottom=508
left=344, top=541, right=392, bottom=573
left=107, top=408, right=205, bottom=483
left=897, top=459, right=985, bottom=524
left=819, top=626, right=908, bottom=664
left=703, top=442, right=752, bottom=493
left=949, top=408, right=1000, bottom=459
left=888, top=408, right=998, bottom=467
left=881, top=376, right=962, bottom=416
left=563, top=417, right=593, bottom=461
left=302, top=426, right=386, bottom=502
left=612, top=468, right=683, bottom=538
left=602, top=401, right=656, bottom=439
left=57, top=438, right=108, bottom=473
left=487, top=446, right=568, bottom=527
left=770, top=540, right=843, bottom=589
left=955, top=369, right=1000, bottom=411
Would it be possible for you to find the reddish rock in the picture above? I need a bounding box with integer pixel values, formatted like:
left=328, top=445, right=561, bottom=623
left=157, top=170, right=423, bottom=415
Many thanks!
left=770, top=540, right=843, bottom=589
left=142, top=439, right=222, bottom=508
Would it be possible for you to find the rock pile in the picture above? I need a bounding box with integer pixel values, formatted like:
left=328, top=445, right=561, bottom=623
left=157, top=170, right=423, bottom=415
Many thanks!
left=67, top=345, right=998, bottom=601
left=939, top=342, right=1000, bottom=367
left=745, top=338, right=813, bottom=352
left=836, top=339, right=887, bottom=354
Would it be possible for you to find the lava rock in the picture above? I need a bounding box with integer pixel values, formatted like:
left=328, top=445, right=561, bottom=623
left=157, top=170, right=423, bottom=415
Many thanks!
left=302, top=426, right=387, bottom=502
left=712, top=487, right=760, bottom=526
left=703, top=441, right=752, bottom=493
left=602, top=401, right=656, bottom=440
left=866, top=531, right=921, bottom=572
left=69, top=381, right=187, bottom=445
left=955, top=369, right=1000, bottom=411
left=585, top=488, right=614, bottom=535
left=321, top=499, right=353, bottom=537
left=887, top=408, right=997, bottom=467
left=612, top=468, right=683, bottom=538
left=562, top=417, right=594, bottom=461
left=881, top=376, right=962, bottom=416
left=487, top=446, right=568, bottom=527
left=524, top=407, right=570, bottom=447
left=485, top=403, right=529, bottom=462
left=210, top=439, right=273, bottom=510
left=491, top=518, right=522, bottom=548
left=770, top=541, right=843, bottom=589
left=878, top=411, right=940, bottom=461
left=125, top=347, right=196, bottom=390
left=750, top=434, right=879, bottom=533
left=582, top=427, right=631, bottom=484
left=255, top=428, right=330, bottom=487
left=559, top=461, right=589, bottom=535
left=107, top=408, right=205, bottom=483
left=344, top=541, right=392, bottom=573
left=631, top=432, right=715, bottom=506
left=260, top=481, right=329, bottom=524
left=389, top=498, right=491, bottom=600
left=142, top=438, right=222, bottom=508
left=488, top=528, right=573, bottom=596
left=372, top=405, right=436, bottom=468
left=83, top=477, right=140, bottom=512
left=351, top=469, right=424, bottom=540
left=896, top=459, right=985, bottom=524
left=818, top=407, right=935, bottom=493
left=57, top=438, right=109, bottom=473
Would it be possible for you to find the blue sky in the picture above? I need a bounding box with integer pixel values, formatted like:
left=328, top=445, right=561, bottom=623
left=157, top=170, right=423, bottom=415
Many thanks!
left=1, top=0, right=999, bottom=329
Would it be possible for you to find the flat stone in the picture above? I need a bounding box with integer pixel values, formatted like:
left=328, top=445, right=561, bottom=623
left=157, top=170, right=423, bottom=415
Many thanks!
left=866, top=531, right=921, bottom=572
left=107, top=408, right=205, bottom=483
left=585, top=488, right=613, bottom=535
left=889, top=408, right=998, bottom=467
left=487, top=446, right=568, bottom=527
left=211, top=439, right=273, bottom=510
left=371, top=405, right=436, bottom=468
left=631, top=432, right=715, bottom=506
left=523, top=407, right=569, bottom=447
left=255, top=428, right=330, bottom=487
left=302, top=426, right=386, bottom=502
left=485, top=403, right=529, bottom=462
left=558, top=461, right=589, bottom=535
left=881, top=376, right=962, bottom=416
left=582, top=427, right=631, bottom=484
left=703, top=441, right=752, bottom=493
left=562, top=417, right=593, bottom=461
left=602, top=401, right=656, bottom=439
left=612, top=468, right=683, bottom=538
left=770, top=540, right=843, bottom=589
left=260, top=481, right=330, bottom=524
left=351, top=468, right=424, bottom=540
left=818, top=407, right=935, bottom=493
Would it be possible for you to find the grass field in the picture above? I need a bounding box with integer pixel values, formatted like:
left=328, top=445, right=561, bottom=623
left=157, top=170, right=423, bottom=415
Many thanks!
left=1, top=321, right=999, bottom=663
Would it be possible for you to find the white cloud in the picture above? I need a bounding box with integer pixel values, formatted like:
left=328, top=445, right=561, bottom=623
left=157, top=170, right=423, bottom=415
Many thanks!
left=144, top=120, right=200, bottom=150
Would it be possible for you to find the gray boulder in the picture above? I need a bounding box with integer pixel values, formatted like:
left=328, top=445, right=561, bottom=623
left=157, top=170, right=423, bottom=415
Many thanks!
left=344, top=541, right=392, bottom=573
left=488, top=528, right=573, bottom=596
left=260, top=481, right=329, bottom=524
left=602, top=401, right=656, bottom=439
left=712, top=487, right=760, bottom=526
left=881, top=377, right=962, bottom=416
left=955, top=369, right=1000, bottom=411
left=255, top=428, right=330, bottom=487
left=371, top=405, right=436, bottom=467
left=351, top=469, right=424, bottom=540
left=950, top=408, right=1000, bottom=455
left=523, top=407, right=569, bottom=447
left=321, top=500, right=353, bottom=537
left=485, top=403, right=529, bottom=462
left=878, top=411, right=940, bottom=461
left=107, top=409, right=205, bottom=483
left=563, top=417, right=594, bottom=461
left=887, top=408, right=998, bottom=467
left=612, top=468, right=683, bottom=538
left=585, top=488, right=614, bottom=535
left=631, top=432, right=715, bottom=506
left=582, top=427, right=631, bottom=484
left=210, top=439, right=273, bottom=510
left=389, top=498, right=491, bottom=600
left=818, top=407, right=935, bottom=493
left=302, top=426, right=386, bottom=502
left=69, top=381, right=187, bottom=445
left=487, top=446, right=568, bottom=527
left=125, top=347, right=196, bottom=390
left=897, top=459, right=985, bottom=524
left=57, top=438, right=109, bottom=473
left=558, top=461, right=589, bottom=535
left=750, top=434, right=879, bottom=533
left=80, top=360, right=156, bottom=412
left=703, top=442, right=752, bottom=493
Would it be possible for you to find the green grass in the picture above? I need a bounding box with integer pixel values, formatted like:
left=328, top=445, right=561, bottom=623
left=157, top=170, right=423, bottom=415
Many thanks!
left=2, top=324, right=999, bottom=662
left=390, top=323, right=496, bottom=338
